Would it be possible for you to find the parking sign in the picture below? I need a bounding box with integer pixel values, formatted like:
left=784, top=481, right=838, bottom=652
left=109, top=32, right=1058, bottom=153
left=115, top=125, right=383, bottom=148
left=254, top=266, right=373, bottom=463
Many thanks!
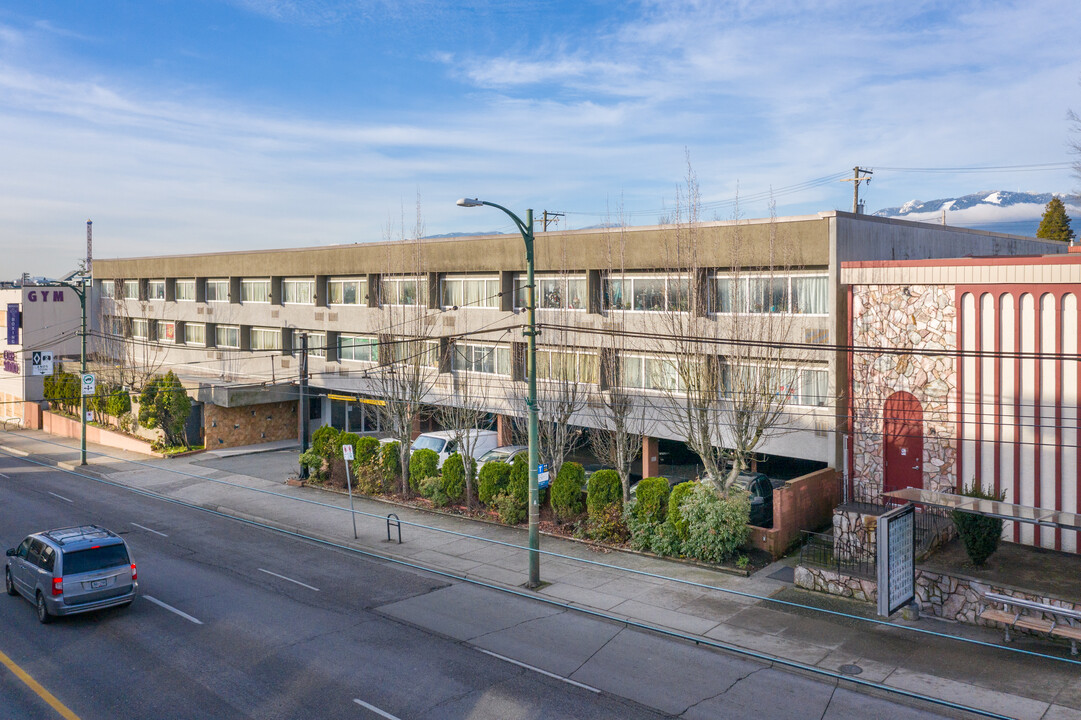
left=31, top=351, right=53, bottom=376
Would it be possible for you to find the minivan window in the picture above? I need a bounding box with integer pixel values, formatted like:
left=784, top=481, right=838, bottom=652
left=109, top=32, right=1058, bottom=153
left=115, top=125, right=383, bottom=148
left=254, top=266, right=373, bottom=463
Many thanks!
left=16, top=538, right=30, bottom=559
left=411, top=437, right=446, bottom=453
left=27, top=539, right=44, bottom=568
left=40, top=545, right=56, bottom=572
left=62, top=544, right=130, bottom=575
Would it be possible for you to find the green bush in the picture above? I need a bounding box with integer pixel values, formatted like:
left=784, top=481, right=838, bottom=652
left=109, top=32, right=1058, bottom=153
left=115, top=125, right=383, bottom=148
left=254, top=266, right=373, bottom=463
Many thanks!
left=353, top=464, right=385, bottom=494
left=333, top=431, right=360, bottom=461
left=409, top=448, right=439, bottom=493
left=419, top=475, right=449, bottom=506
left=666, top=481, right=696, bottom=541
left=299, top=448, right=326, bottom=482
left=311, top=425, right=340, bottom=459
left=492, top=491, right=526, bottom=525
left=137, top=371, right=193, bottom=447
left=508, top=455, right=530, bottom=507
left=680, top=484, right=750, bottom=563
left=551, top=462, right=585, bottom=521
left=381, top=441, right=401, bottom=481
left=354, top=436, right=380, bottom=467
left=105, top=385, right=132, bottom=420
left=478, top=461, right=511, bottom=506
left=632, top=477, right=670, bottom=524
left=952, top=484, right=1006, bottom=566
left=441, top=453, right=466, bottom=503
left=587, top=469, right=622, bottom=521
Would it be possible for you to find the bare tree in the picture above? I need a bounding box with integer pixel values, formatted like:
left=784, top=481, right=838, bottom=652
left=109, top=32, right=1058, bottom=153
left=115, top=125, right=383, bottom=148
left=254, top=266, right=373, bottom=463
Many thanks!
left=93, top=292, right=167, bottom=392
left=589, top=206, right=641, bottom=502
left=436, top=367, right=491, bottom=507
left=648, top=158, right=809, bottom=490
left=374, top=197, right=439, bottom=495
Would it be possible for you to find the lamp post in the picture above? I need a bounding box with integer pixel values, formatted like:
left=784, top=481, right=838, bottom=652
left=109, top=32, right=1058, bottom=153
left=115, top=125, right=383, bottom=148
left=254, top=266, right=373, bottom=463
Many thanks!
left=457, top=198, right=541, bottom=588
left=41, top=276, right=89, bottom=465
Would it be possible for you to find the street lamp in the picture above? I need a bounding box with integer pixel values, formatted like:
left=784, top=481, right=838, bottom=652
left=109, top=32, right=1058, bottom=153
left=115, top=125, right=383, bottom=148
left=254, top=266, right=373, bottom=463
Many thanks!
left=40, top=276, right=90, bottom=465
left=457, top=197, right=541, bottom=588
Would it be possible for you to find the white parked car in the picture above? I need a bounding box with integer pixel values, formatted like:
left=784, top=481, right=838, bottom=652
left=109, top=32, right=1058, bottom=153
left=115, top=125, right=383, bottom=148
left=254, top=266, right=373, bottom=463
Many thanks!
left=410, top=430, right=499, bottom=468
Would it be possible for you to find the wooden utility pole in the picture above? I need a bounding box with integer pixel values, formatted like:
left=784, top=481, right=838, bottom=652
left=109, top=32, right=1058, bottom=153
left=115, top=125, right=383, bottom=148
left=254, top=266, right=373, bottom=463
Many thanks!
left=537, top=210, right=564, bottom=232
left=840, top=167, right=873, bottom=213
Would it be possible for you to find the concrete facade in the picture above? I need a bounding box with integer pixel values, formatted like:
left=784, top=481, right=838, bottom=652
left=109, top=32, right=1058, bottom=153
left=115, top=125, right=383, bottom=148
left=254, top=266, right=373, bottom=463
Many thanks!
left=91, top=213, right=1066, bottom=469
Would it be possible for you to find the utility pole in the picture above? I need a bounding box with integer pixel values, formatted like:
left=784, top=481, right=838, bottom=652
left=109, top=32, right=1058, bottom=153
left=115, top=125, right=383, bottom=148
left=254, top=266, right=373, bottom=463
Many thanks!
left=840, top=167, right=873, bottom=213
left=298, top=333, right=310, bottom=479
left=538, top=210, right=563, bottom=232
left=42, top=277, right=89, bottom=464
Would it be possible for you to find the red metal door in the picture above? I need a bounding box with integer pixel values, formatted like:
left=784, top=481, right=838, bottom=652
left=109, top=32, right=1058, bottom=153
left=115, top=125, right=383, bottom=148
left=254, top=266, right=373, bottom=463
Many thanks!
left=883, top=391, right=923, bottom=493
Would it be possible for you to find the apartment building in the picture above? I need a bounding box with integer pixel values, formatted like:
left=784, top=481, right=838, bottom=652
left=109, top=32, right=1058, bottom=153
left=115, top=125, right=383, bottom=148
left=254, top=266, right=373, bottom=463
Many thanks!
left=92, top=211, right=1063, bottom=475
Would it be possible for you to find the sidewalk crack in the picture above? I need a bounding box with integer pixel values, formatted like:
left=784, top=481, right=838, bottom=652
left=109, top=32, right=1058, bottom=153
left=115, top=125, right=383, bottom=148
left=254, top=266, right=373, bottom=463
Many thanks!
left=569, top=625, right=626, bottom=677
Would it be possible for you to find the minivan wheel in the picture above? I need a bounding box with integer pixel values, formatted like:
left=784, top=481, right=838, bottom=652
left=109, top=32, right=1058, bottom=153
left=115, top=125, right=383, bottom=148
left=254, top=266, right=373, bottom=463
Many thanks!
left=4, top=569, right=16, bottom=596
left=36, top=592, right=51, bottom=624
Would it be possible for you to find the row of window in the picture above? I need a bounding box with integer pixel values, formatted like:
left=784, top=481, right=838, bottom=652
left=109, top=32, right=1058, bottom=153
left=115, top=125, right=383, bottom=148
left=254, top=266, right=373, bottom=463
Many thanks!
left=106, top=273, right=829, bottom=315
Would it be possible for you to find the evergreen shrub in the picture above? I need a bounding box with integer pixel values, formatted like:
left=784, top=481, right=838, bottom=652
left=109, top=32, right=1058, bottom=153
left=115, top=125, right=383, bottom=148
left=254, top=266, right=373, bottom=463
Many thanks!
left=680, top=484, right=750, bottom=563
left=632, top=477, right=670, bottom=524
left=477, top=461, right=511, bottom=506
left=409, top=448, right=440, bottom=493
left=587, top=469, right=622, bottom=520
left=551, top=462, right=585, bottom=521
left=952, top=484, right=1007, bottom=566
left=441, top=453, right=466, bottom=502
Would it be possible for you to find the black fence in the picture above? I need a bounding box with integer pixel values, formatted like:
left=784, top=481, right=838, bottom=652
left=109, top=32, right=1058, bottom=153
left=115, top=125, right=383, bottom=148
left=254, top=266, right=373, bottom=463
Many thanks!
left=798, top=530, right=877, bottom=579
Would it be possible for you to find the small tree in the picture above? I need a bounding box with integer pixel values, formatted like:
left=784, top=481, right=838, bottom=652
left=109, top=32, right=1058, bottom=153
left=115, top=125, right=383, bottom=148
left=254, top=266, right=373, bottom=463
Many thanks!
left=1036, top=197, right=1075, bottom=242
left=137, top=370, right=192, bottom=448
left=952, top=484, right=1006, bottom=567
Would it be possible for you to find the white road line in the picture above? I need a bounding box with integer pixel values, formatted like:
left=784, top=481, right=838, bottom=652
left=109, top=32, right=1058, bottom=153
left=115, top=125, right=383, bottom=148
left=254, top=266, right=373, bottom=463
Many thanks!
left=0, top=472, right=9, bottom=478
left=144, top=595, right=204, bottom=625
left=258, top=568, right=320, bottom=592
left=475, top=648, right=600, bottom=693
left=47, top=491, right=72, bottom=503
left=352, top=699, right=400, bottom=719
left=131, top=522, right=168, bottom=537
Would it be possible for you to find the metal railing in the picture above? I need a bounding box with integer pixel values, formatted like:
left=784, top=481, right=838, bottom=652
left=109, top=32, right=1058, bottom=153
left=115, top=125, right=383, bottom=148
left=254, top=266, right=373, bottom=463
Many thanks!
left=799, top=530, right=877, bottom=579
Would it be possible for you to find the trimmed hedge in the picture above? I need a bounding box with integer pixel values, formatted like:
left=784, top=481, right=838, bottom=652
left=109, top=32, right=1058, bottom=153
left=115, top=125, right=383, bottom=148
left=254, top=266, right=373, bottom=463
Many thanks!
left=666, top=481, right=696, bottom=541
left=477, top=461, right=511, bottom=506
left=551, top=462, right=585, bottom=521
left=441, top=453, right=466, bottom=503
left=952, top=483, right=1006, bottom=566
left=587, top=469, right=622, bottom=520
left=632, top=477, right=670, bottom=524
left=354, top=436, right=381, bottom=467
left=311, top=425, right=339, bottom=458
left=409, top=448, right=440, bottom=493
left=381, top=441, right=401, bottom=481
left=508, top=454, right=529, bottom=507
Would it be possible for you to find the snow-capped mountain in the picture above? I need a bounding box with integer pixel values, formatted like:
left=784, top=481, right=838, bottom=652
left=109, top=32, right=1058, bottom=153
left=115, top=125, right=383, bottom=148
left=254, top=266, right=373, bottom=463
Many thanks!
left=872, top=191, right=1080, bottom=236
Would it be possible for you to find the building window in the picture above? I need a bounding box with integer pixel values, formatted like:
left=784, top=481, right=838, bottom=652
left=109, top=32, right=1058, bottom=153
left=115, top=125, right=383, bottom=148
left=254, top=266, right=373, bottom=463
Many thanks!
left=452, top=343, right=510, bottom=375
left=382, top=276, right=428, bottom=306
left=101, top=282, right=115, bottom=299
left=514, top=274, right=587, bottom=311
left=291, top=330, right=326, bottom=358
left=215, top=325, right=240, bottom=349
left=122, top=280, right=139, bottom=300
left=130, top=318, right=149, bottom=340
left=241, top=278, right=271, bottom=303
left=327, top=277, right=369, bottom=305
left=206, top=279, right=230, bottom=302
left=603, top=274, right=690, bottom=312
left=147, top=280, right=166, bottom=300
left=713, top=273, right=828, bottom=315
left=184, top=323, right=206, bottom=346
left=250, top=327, right=281, bottom=351
left=534, top=348, right=599, bottom=383
left=799, top=368, right=829, bottom=407
left=281, top=278, right=314, bottom=305
left=104, top=315, right=124, bottom=336
left=442, top=276, right=501, bottom=309
left=156, top=321, right=176, bottom=343
left=175, top=279, right=196, bottom=302
left=621, top=354, right=685, bottom=391
left=339, top=335, right=378, bottom=362
left=720, top=362, right=826, bottom=405
left=390, top=338, right=439, bottom=367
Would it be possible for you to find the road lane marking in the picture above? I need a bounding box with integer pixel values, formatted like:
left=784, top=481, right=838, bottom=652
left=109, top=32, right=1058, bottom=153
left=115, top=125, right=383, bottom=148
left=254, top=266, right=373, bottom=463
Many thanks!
left=353, top=699, right=400, bottom=719
left=0, top=647, right=82, bottom=720
left=475, top=648, right=600, bottom=693
left=0, top=472, right=9, bottom=478
left=48, top=491, right=72, bottom=503
left=144, top=595, right=203, bottom=625
left=131, top=522, right=168, bottom=537
left=258, top=568, right=320, bottom=592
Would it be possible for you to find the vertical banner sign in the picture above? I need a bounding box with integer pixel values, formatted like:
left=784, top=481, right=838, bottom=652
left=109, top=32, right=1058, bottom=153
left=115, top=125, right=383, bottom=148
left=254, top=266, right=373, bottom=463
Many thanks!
left=877, top=503, right=916, bottom=617
left=6, top=304, right=18, bottom=345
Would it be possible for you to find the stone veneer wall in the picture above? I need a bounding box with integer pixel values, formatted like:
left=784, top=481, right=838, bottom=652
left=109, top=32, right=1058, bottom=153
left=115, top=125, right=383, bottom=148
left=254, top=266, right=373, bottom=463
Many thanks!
left=851, top=284, right=957, bottom=500
left=205, top=401, right=297, bottom=448
left=832, top=507, right=877, bottom=559
left=795, top=565, right=1081, bottom=627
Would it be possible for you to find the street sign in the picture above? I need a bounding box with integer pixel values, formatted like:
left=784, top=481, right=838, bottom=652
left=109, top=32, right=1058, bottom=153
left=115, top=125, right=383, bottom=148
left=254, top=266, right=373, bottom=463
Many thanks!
left=81, top=372, right=96, bottom=397
left=877, top=503, right=915, bottom=617
left=537, top=463, right=550, bottom=489
left=31, top=351, right=53, bottom=376
left=342, top=444, right=354, bottom=461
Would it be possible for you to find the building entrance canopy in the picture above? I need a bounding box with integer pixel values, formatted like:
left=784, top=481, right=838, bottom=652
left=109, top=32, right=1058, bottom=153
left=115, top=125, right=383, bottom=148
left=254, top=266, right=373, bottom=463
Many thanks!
left=884, top=488, right=1081, bottom=532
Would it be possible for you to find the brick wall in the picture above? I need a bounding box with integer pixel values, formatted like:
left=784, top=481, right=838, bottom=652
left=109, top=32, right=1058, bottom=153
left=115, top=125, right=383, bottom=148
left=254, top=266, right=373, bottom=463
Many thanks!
left=205, top=401, right=297, bottom=449
left=745, top=468, right=841, bottom=559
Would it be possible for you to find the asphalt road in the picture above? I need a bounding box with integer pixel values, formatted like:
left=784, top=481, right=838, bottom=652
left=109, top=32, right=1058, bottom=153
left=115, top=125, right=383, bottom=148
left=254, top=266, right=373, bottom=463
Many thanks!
left=0, top=453, right=948, bottom=720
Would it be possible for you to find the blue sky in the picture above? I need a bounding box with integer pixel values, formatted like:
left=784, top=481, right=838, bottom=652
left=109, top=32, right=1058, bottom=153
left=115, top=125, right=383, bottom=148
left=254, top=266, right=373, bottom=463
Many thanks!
left=0, top=0, right=1079, bottom=275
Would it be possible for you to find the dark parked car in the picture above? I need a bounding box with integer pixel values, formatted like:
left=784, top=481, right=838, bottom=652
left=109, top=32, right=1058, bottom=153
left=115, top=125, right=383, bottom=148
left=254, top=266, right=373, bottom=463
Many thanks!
left=731, top=471, right=776, bottom=528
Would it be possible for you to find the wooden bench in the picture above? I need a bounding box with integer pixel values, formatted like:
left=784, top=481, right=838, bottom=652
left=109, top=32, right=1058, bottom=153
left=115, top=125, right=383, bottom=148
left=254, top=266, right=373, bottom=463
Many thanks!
left=979, top=592, right=1081, bottom=656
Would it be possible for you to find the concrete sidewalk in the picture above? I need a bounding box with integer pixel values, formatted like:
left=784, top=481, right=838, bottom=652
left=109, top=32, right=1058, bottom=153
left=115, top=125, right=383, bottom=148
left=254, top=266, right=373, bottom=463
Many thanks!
left=2, top=428, right=1080, bottom=720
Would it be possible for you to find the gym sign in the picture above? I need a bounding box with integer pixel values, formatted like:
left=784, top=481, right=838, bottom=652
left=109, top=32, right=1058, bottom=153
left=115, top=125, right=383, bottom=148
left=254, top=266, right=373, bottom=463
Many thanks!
left=26, top=289, right=65, bottom=303
left=2, top=350, right=18, bottom=374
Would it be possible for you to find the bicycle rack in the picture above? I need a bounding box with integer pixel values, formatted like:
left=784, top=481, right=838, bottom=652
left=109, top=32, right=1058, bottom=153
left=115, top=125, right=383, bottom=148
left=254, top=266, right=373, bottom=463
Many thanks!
left=386, top=513, right=402, bottom=544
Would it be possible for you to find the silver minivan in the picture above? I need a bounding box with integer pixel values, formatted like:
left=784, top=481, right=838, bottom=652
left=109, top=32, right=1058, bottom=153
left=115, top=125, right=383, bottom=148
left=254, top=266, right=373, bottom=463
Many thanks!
left=5, top=525, right=137, bottom=623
